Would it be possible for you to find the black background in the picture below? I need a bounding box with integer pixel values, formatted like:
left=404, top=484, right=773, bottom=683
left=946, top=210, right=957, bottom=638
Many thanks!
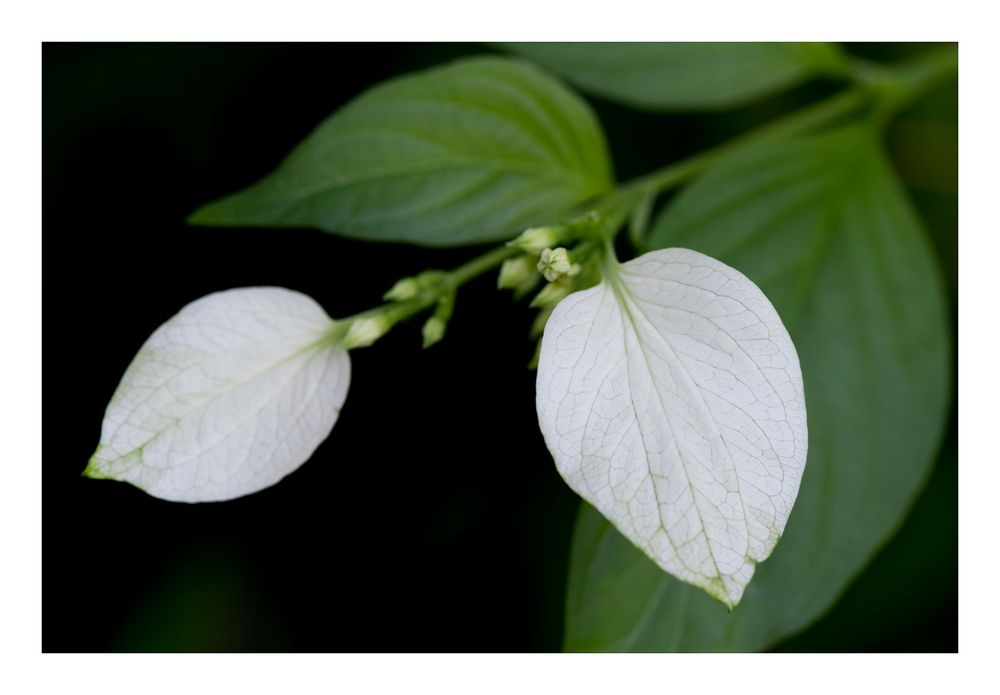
left=43, top=43, right=957, bottom=652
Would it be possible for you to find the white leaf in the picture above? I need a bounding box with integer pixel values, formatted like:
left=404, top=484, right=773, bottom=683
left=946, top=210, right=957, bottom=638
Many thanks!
left=536, top=248, right=807, bottom=606
left=86, top=287, right=350, bottom=503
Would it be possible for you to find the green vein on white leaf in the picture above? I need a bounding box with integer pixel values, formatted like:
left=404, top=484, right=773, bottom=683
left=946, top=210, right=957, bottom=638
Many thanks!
left=85, top=287, right=350, bottom=503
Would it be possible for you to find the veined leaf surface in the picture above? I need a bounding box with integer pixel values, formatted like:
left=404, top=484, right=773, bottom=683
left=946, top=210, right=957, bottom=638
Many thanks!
left=190, top=57, right=613, bottom=247
left=86, top=287, right=350, bottom=503
left=537, top=248, right=807, bottom=607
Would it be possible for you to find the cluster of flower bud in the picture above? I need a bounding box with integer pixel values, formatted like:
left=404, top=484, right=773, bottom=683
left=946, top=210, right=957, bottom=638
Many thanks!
left=499, top=238, right=586, bottom=315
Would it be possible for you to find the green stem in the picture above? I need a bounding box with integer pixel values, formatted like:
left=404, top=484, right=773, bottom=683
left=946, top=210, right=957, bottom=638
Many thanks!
left=580, top=86, right=867, bottom=254
left=334, top=244, right=519, bottom=343
left=862, top=44, right=958, bottom=123
left=896, top=44, right=958, bottom=100
left=589, top=45, right=956, bottom=249
left=619, top=87, right=868, bottom=202
left=607, top=45, right=955, bottom=206
left=445, top=244, right=519, bottom=288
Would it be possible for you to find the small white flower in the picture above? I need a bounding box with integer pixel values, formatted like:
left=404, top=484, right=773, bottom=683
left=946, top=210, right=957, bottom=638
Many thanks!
left=537, top=247, right=573, bottom=282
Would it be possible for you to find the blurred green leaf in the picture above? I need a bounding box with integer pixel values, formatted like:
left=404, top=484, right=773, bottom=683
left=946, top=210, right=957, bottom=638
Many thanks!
left=501, top=43, right=850, bottom=111
left=112, top=545, right=290, bottom=652
left=774, top=415, right=956, bottom=651
left=190, top=57, right=612, bottom=246
left=563, top=124, right=951, bottom=651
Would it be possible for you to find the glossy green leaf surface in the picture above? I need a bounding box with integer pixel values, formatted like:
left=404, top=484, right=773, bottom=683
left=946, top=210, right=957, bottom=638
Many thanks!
left=563, top=124, right=950, bottom=651
left=190, top=57, right=613, bottom=246
left=502, top=43, right=850, bottom=111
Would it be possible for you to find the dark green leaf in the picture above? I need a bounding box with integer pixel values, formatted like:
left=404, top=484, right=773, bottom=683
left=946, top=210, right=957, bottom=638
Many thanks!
left=564, top=124, right=951, bottom=651
left=190, top=57, right=613, bottom=246
left=502, top=43, right=850, bottom=111
left=774, top=416, right=956, bottom=651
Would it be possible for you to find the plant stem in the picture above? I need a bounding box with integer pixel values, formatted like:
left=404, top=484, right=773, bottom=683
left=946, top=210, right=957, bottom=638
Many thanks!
left=581, top=86, right=867, bottom=254
left=618, top=88, right=868, bottom=202
left=895, top=44, right=958, bottom=101
left=334, top=244, right=519, bottom=342
left=604, top=44, right=957, bottom=209
left=864, top=44, right=958, bottom=122
left=445, top=244, right=519, bottom=288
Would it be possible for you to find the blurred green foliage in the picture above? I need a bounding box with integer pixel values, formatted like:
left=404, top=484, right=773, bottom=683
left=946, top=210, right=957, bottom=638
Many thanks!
left=503, top=42, right=851, bottom=110
left=111, top=544, right=292, bottom=652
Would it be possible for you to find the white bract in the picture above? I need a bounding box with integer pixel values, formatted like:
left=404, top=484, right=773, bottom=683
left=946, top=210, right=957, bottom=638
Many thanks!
left=86, top=287, right=350, bottom=503
left=536, top=248, right=807, bottom=606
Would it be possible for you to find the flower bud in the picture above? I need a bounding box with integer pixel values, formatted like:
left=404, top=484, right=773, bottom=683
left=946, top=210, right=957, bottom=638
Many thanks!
left=527, top=339, right=543, bottom=370
left=421, top=315, right=447, bottom=348
left=343, top=315, right=392, bottom=349
left=498, top=255, right=541, bottom=299
left=537, top=247, right=573, bottom=282
left=509, top=226, right=564, bottom=254
left=530, top=304, right=555, bottom=339
left=383, top=270, right=446, bottom=302
left=383, top=277, right=421, bottom=302
left=422, top=292, right=455, bottom=349
left=497, top=256, right=535, bottom=290
left=530, top=279, right=571, bottom=309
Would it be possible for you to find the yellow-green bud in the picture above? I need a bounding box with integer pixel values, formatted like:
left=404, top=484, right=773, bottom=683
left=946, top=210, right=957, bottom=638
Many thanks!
left=497, top=256, right=541, bottom=299
left=343, top=315, right=392, bottom=349
left=530, top=280, right=571, bottom=309
left=537, top=247, right=573, bottom=282
left=383, top=270, right=447, bottom=302
left=421, top=315, right=447, bottom=348
left=497, top=256, right=535, bottom=290
left=421, top=291, right=454, bottom=349
left=530, top=304, right=555, bottom=339
left=527, top=339, right=543, bottom=369
left=510, top=226, right=563, bottom=254
left=383, top=277, right=421, bottom=302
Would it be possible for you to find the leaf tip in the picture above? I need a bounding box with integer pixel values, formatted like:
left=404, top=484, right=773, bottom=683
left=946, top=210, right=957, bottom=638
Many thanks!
left=186, top=202, right=222, bottom=227
left=82, top=451, right=109, bottom=480
left=703, top=576, right=744, bottom=611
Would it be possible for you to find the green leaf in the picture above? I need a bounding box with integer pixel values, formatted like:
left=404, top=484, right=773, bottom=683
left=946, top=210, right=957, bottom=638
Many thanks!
left=563, top=124, right=951, bottom=651
left=190, top=57, right=613, bottom=247
left=501, top=43, right=850, bottom=111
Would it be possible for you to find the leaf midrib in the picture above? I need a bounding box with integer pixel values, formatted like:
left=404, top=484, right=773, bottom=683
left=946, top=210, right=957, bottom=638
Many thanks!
left=606, top=273, right=735, bottom=599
